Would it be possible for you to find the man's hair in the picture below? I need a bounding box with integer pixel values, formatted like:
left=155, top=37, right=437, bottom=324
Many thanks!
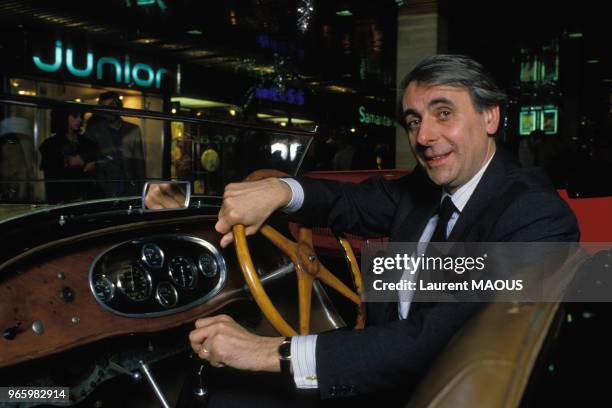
left=398, top=54, right=507, bottom=123
left=98, top=91, right=122, bottom=107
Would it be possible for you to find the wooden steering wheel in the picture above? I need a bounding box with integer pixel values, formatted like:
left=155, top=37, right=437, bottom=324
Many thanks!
left=232, top=169, right=365, bottom=336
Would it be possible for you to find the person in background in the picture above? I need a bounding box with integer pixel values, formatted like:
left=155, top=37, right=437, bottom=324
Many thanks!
left=39, top=109, right=96, bottom=203
left=84, top=91, right=145, bottom=197
left=0, top=116, right=36, bottom=201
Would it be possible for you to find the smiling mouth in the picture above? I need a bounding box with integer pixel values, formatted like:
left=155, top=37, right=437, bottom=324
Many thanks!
left=424, top=151, right=451, bottom=164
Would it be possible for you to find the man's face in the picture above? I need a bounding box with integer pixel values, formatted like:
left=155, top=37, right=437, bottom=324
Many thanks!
left=99, top=97, right=120, bottom=122
left=401, top=82, right=499, bottom=193
left=67, top=114, right=82, bottom=132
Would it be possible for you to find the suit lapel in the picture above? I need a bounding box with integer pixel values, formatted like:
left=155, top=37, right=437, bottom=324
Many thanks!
left=447, top=150, right=513, bottom=242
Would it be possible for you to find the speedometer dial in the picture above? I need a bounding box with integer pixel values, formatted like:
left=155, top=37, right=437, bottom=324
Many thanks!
left=116, top=263, right=153, bottom=302
left=168, top=256, right=198, bottom=289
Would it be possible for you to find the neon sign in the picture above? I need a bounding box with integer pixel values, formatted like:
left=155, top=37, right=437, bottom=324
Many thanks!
left=358, top=106, right=393, bottom=127
left=32, top=40, right=169, bottom=89
left=255, top=87, right=305, bottom=106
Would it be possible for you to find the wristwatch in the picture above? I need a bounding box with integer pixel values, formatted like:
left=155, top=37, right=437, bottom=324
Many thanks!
left=278, top=337, right=293, bottom=381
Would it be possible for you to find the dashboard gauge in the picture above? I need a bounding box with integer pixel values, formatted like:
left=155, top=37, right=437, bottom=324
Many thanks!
left=116, top=263, right=153, bottom=302
left=168, top=256, right=198, bottom=289
left=155, top=282, right=178, bottom=308
left=141, top=243, right=164, bottom=268
left=93, top=275, right=115, bottom=303
left=198, top=252, right=218, bottom=278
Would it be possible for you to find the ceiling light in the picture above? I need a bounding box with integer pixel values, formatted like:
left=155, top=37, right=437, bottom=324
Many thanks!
left=336, top=10, right=352, bottom=16
left=568, top=32, right=583, bottom=39
left=229, top=109, right=237, bottom=116
left=187, top=29, right=203, bottom=35
left=171, top=97, right=232, bottom=109
left=586, top=59, right=599, bottom=64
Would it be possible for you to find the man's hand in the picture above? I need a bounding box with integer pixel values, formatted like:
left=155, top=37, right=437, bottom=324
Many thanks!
left=215, top=178, right=292, bottom=248
left=189, top=314, right=284, bottom=372
left=144, top=183, right=186, bottom=209
left=67, top=154, right=84, bottom=167
left=83, top=161, right=96, bottom=172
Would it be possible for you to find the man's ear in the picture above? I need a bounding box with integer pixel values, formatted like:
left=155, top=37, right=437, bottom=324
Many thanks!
left=484, top=105, right=500, bottom=135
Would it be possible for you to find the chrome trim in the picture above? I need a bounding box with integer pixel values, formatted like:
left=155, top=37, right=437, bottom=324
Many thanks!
left=242, top=263, right=295, bottom=292
left=312, top=281, right=346, bottom=329
left=139, top=361, right=171, bottom=408
left=155, top=282, right=179, bottom=308
left=88, top=234, right=227, bottom=318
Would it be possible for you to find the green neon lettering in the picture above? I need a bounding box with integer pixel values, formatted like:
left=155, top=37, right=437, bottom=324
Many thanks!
left=155, top=68, right=169, bottom=89
left=66, top=47, right=93, bottom=77
left=124, top=55, right=131, bottom=84
left=132, top=63, right=154, bottom=87
left=33, top=40, right=63, bottom=72
left=96, top=57, right=122, bottom=82
left=358, top=105, right=367, bottom=123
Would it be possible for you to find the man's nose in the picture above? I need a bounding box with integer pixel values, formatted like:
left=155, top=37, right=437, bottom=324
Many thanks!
left=415, top=116, right=439, bottom=147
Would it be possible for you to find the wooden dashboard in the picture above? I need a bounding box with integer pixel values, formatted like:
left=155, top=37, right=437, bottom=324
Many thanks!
left=0, top=215, right=250, bottom=369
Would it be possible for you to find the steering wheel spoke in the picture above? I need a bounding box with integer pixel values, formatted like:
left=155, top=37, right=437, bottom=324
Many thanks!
left=317, top=264, right=361, bottom=305
left=260, top=224, right=298, bottom=259
left=297, top=270, right=314, bottom=334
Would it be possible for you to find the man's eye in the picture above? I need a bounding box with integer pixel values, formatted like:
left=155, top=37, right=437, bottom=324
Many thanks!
left=439, top=111, right=451, bottom=119
left=406, top=118, right=421, bottom=129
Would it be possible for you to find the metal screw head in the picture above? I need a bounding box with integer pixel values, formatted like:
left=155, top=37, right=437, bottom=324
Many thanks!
left=308, top=255, right=316, bottom=262
left=32, top=320, right=44, bottom=335
left=59, top=215, right=66, bottom=226
left=71, top=316, right=80, bottom=325
left=57, top=272, right=65, bottom=280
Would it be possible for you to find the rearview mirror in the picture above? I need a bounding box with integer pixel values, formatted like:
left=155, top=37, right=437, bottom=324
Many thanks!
left=142, top=181, right=191, bottom=212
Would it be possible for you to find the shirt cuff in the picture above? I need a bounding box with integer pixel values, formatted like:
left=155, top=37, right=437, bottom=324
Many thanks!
left=291, top=334, right=319, bottom=389
left=278, top=177, right=304, bottom=214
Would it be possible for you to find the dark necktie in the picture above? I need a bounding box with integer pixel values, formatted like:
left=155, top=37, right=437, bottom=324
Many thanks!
left=430, top=196, right=457, bottom=242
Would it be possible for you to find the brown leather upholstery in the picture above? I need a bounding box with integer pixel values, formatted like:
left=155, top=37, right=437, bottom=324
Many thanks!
left=407, top=250, right=587, bottom=408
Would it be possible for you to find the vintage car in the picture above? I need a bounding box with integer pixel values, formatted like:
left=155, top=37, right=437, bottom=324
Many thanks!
left=0, top=95, right=611, bottom=407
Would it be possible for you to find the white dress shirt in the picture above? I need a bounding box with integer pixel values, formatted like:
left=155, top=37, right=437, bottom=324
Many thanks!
left=278, top=152, right=495, bottom=388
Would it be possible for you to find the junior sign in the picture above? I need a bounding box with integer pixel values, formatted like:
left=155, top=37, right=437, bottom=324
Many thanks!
left=30, top=39, right=171, bottom=91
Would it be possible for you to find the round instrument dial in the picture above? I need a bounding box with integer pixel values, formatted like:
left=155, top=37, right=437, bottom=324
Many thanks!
left=198, top=252, right=218, bottom=278
left=93, top=275, right=115, bottom=303
left=168, top=256, right=198, bottom=289
left=141, top=243, right=164, bottom=268
left=116, top=263, right=153, bottom=302
left=155, top=282, right=178, bottom=308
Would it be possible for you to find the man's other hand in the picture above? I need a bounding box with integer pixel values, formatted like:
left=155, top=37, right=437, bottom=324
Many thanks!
left=189, top=314, right=284, bottom=372
left=144, top=183, right=186, bottom=209
left=215, top=178, right=292, bottom=248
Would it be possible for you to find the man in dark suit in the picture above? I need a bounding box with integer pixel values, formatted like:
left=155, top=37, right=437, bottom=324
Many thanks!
left=149, top=55, right=579, bottom=406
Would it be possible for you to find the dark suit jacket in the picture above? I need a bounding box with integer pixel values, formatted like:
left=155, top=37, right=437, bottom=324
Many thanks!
left=291, top=150, right=579, bottom=401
